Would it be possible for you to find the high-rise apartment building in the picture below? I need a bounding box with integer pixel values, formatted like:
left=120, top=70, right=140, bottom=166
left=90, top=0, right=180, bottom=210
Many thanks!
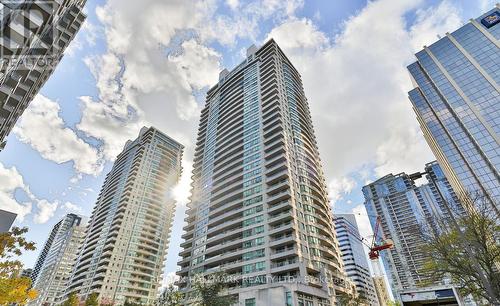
left=407, top=5, right=500, bottom=214
left=424, top=161, right=465, bottom=219
left=362, top=162, right=461, bottom=303
left=21, top=268, right=33, bottom=279
left=0, top=208, right=16, bottom=232
left=177, top=40, right=348, bottom=305
left=0, top=0, right=86, bottom=150
left=30, top=213, right=78, bottom=285
left=334, top=214, right=378, bottom=305
left=30, top=214, right=85, bottom=306
left=67, top=127, right=183, bottom=305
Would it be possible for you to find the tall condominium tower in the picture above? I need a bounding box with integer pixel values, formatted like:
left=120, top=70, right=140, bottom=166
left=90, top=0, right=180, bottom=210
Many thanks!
left=424, top=161, right=465, bottom=218
left=68, top=127, right=183, bottom=305
left=30, top=213, right=80, bottom=285
left=177, top=40, right=348, bottom=305
left=334, top=214, right=378, bottom=305
left=362, top=162, right=461, bottom=303
left=30, top=214, right=86, bottom=306
left=407, top=5, right=500, bottom=214
left=0, top=0, right=86, bottom=150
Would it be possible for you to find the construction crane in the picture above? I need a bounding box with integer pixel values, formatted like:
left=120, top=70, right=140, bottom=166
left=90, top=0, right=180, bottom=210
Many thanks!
left=336, top=214, right=393, bottom=260
left=368, top=216, right=393, bottom=260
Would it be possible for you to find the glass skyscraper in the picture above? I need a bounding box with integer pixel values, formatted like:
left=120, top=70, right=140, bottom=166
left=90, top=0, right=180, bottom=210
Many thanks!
left=407, top=5, right=500, bottom=214
left=67, top=127, right=183, bottom=305
left=30, top=214, right=86, bottom=306
left=0, top=0, right=87, bottom=150
left=177, top=40, right=351, bottom=305
left=334, top=214, right=378, bottom=305
left=362, top=162, right=461, bottom=303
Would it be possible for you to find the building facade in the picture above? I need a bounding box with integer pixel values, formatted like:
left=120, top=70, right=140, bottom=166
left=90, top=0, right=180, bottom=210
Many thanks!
left=0, top=208, right=16, bottom=232
left=334, top=214, right=378, bottom=305
left=407, top=5, right=500, bottom=214
left=362, top=162, right=461, bottom=302
left=177, top=40, right=348, bottom=305
left=21, top=268, right=33, bottom=279
left=67, top=127, right=183, bottom=305
left=0, top=0, right=86, bottom=150
left=31, top=213, right=70, bottom=285
left=30, top=214, right=85, bottom=306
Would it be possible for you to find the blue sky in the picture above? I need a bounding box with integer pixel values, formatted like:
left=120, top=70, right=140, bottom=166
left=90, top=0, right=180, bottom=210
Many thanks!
left=0, top=0, right=494, bottom=287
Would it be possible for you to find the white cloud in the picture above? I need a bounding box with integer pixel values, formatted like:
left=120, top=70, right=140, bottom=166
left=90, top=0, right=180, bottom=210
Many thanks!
left=171, top=160, right=193, bottom=208
left=0, top=163, right=32, bottom=221
left=160, top=271, right=180, bottom=290
left=352, top=204, right=374, bottom=240
left=226, top=0, right=239, bottom=10
left=328, top=176, right=357, bottom=204
left=33, top=200, right=58, bottom=224
left=169, top=39, right=222, bottom=90
left=479, top=0, right=496, bottom=14
left=267, top=0, right=462, bottom=186
left=198, top=0, right=303, bottom=46
left=62, top=202, right=84, bottom=214
left=13, top=95, right=104, bottom=176
left=267, top=18, right=327, bottom=51
left=75, top=0, right=305, bottom=167
left=409, top=0, right=462, bottom=51
left=0, top=162, right=59, bottom=223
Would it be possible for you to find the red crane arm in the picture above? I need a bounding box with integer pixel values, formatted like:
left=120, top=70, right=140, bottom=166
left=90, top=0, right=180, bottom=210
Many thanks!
left=371, top=216, right=381, bottom=248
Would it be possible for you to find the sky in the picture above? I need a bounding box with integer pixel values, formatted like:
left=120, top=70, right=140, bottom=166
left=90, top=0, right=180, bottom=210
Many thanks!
left=0, top=0, right=495, bottom=288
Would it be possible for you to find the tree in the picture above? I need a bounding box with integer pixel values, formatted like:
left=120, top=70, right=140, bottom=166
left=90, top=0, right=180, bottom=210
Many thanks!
left=0, top=227, right=37, bottom=305
left=336, top=292, right=369, bottom=306
left=191, top=272, right=234, bottom=306
left=418, top=192, right=500, bottom=305
left=85, top=293, right=99, bottom=306
left=123, top=300, right=142, bottom=306
left=157, top=285, right=183, bottom=306
left=99, top=297, right=114, bottom=306
left=62, top=292, right=79, bottom=306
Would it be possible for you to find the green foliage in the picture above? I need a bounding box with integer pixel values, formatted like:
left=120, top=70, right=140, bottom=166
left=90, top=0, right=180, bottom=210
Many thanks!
left=62, top=292, right=79, bottom=306
left=157, top=285, right=183, bottom=306
left=336, top=292, right=369, bottom=306
left=419, top=192, right=500, bottom=305
left=85, top=293, right=99, bottom=306
left=192, top=272, right=234, bottom=306
left=123, top=300, right=142, bottom=306
left=0, top=227, right=38, bottom=305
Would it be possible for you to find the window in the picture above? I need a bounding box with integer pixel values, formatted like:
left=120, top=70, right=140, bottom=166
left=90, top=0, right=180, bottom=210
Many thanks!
left=255, top=226, right=264, bottom=234
left=243, top=185, right=262, bottom=198
left=243, top=195, right=262, bottom=206
left=285, top=292, right=293, bottom=306
left=243, top=205, right=263, bottom=216
left=243, top=249, right=265, bottom=261
left=243, top=215, right=263, bottom=226
left=243, top=177, right=262, bottom=188
left=255, top=237, right=265, bottom=245
left=255, top=261, right=265, bottom=271
left=298, top=293, right=313, bottom=306
left=245, top=298, right=256, bottom=306
left=243, top=237, right=264, bottom=248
